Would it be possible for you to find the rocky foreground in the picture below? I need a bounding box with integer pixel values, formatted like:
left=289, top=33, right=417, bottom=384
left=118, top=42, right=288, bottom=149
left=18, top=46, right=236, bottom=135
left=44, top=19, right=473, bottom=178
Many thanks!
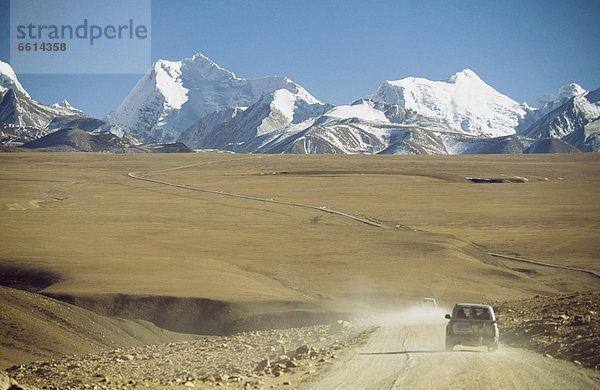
left=3, top=291, right=600, bottom=389
left=493, top=290, right=600, bottom=370
left=3, top=321, right=373, bottom=390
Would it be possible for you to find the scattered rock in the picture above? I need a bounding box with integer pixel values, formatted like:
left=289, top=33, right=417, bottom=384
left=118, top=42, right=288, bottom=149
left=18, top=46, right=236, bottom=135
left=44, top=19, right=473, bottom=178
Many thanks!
left=330, top=320, right=352, bottom=334
left=0, top=372, right=11, bottom=390
left=1, top=370, right=38, bottom=390
left=4, top=322, right=372, bottom=389
left=493, top=290, right=600, bottom=370
left=256, top=358, right=270, bottom=372
left=294, top=345, right=310, bottom=357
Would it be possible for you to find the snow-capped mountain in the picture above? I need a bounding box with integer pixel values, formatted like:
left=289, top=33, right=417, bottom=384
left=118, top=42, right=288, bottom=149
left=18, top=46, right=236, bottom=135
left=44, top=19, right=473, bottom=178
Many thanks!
left=0, top=60, right=139, bottom=149
left=52, top=99, right=82, bottom=113
left=370, top=69, right=527, bottom=137
left=107, top=53, right=327, bottom=143
left=107, top=54, right=599, bottom=154
left=185, top=98, right=472, bottom=154
left=518, top=83, right=588, bottom=131
left=4, top=54, right=596, bottom=154
left=521, top=87, right=600, bottom=152
left=0, top=60, right=80, bottom=130
left=178, top=107, right=245, bottom=149
left=178, top=88, right=333, bottom=151
left=0, top=61, right=30, bottom=98
left=531, top=83, right=587, bottom=111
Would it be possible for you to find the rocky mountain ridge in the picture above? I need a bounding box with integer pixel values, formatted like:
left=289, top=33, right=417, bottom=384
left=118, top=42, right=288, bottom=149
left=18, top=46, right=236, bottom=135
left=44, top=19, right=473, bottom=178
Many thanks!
left=108, top=53, right=595, bottom=154
left=0, top=61, right=197, bottom=153
left=2, top=56, right=598, bottom=154
left=0, top=60, right=137, bottom=151
left=106, top=53, right=329, bottom=144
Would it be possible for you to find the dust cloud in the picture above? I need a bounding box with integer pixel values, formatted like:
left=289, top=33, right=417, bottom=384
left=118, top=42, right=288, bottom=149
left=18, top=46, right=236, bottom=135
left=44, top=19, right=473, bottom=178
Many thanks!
left=366, top=305, right=450, bottom=327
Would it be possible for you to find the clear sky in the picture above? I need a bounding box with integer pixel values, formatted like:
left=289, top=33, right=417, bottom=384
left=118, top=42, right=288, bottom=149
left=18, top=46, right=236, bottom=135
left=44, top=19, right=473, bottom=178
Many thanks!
left=1, top=0, right=599, bottom=119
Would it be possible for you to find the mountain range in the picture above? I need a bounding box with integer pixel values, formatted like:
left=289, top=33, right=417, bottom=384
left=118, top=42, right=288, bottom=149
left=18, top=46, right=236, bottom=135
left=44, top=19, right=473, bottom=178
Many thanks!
left=0, top=61, right=194, bottom=153
left=1, top=56, right=598, bottom=154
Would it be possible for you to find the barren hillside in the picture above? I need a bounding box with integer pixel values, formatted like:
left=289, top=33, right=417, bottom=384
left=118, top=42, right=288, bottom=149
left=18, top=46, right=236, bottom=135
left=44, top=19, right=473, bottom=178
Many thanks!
left=1, top=152, right=599, bottom=373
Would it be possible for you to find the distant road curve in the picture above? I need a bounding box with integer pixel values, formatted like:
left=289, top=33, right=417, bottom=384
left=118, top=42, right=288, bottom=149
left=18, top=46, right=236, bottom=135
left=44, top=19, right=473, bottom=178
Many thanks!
left=489, top=253, right=600, bottom=279
left=127, top=158, right=600, bottom=278
left=126, top=156, right=386, bottom=229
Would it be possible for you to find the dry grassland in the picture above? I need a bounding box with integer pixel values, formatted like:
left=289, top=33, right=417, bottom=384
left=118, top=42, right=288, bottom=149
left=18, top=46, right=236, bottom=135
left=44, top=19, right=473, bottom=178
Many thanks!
left=1, top=151, right=599, bottom=332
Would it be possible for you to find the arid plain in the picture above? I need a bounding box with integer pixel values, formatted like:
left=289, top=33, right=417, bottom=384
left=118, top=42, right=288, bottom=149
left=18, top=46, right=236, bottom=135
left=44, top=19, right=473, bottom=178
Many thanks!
left=1, top=151, right=599, bottom=371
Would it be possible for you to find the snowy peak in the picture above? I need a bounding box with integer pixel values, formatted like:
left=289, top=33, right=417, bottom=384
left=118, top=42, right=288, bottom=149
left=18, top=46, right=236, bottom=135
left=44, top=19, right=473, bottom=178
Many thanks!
left=153, top=53, right=236, bottom=87
left=181, top=53, right=237, bottom=81
left=177, top=86, right=331, bottom=149
left=371, top=69, right=525, bottom=136
left=267, top=88, right=327, bottom=124
left=278, top=77, right=321, bottom=106
left=520, top=87, right=600, bottom=151
left=518, top=83, right=590, bottom=132
left=531, top=83, right=587, bottom=110
left=108, top=52, right=325, bottom=143
left=51, top=99, right=82, bottom=113
left=446, top=68, right=486, bottom=85
left=270, top=89, right=301, bottom=122
left=153, top=60, right=188, bottom=110
left=0, top=67, right=140, bottom=147
left=104, top=53, right=597, bottom=154
left=324, top=100, right=390, bottom=123
left=0, top=60, right=30, bottom=98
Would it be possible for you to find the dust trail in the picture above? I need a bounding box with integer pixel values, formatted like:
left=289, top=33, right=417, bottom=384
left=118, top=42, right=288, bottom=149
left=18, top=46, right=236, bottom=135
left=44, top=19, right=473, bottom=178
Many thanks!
left=370, top=305, right=450, bottom=327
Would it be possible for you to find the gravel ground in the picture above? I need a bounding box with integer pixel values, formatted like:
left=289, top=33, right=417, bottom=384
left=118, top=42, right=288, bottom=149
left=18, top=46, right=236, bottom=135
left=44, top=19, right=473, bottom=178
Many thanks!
left=3, top=321, right=374, bottom=390
left=492, top=290, right=600, bottom=370
left=4, top=291, right=599, bottom=389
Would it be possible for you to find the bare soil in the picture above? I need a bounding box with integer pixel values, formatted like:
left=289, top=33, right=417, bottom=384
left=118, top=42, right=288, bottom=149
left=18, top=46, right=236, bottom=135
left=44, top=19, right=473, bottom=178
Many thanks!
left=3, top=296, right=371, bottom=389
left=1, top=151, right=599, bottom=388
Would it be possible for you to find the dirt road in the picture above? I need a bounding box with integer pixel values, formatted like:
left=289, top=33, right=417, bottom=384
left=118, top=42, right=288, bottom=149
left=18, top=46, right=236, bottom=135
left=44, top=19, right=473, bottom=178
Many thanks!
left=304, top=313, right=600, bottom=389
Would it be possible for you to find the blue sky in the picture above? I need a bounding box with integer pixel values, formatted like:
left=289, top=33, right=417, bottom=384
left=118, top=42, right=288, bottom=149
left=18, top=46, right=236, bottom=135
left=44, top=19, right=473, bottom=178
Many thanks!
left=1, top=0, right=599, bottom=119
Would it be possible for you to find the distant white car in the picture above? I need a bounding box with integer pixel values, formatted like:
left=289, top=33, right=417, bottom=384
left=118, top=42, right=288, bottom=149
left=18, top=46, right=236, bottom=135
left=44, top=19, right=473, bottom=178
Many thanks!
left=420, top=298, right=437, bottom=310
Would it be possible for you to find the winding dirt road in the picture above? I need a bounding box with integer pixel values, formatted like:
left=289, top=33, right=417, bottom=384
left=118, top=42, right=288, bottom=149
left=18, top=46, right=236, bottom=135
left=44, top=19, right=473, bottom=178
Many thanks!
left=125, top=159, right=600, bottom=389
left=304, top=319, right=600, bottom=389
left=127, top=157, right=386, bottom=228
left=127, top=158, right=600, bottom=279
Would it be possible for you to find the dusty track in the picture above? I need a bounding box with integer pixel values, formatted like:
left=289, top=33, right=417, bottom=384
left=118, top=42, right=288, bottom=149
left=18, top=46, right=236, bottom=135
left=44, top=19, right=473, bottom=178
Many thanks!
left=304, top=322, right=600, bottom=389
left=489, top=253, right=600, bottom=279
left=127, top=159, right=600, bottom=281
left=127, top=157, right=386, bottom=228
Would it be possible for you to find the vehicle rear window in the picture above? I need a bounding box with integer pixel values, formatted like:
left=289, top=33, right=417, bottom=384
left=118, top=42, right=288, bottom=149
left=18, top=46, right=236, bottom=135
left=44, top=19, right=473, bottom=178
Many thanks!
left=455, top=306, right=491, bottom=320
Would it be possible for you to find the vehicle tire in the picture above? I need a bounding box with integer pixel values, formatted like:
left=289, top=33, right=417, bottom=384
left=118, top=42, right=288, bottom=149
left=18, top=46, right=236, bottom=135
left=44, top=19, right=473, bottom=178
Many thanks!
left=445, top=338, right=454, bottom=351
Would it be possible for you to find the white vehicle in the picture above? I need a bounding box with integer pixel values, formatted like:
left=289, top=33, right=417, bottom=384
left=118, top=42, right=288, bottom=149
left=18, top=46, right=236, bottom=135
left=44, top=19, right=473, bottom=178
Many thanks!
left=420, top=298, right=437, bottom=310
